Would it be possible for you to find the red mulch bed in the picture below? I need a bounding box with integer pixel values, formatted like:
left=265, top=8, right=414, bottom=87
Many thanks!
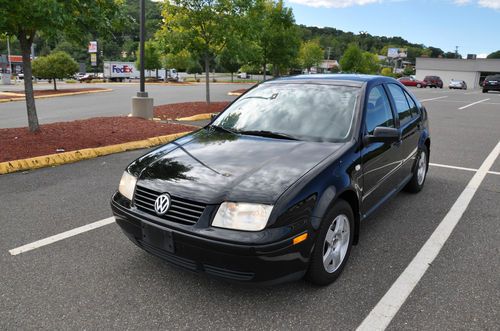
left=154, top=101, right=229, bottom=120
left=230, top=88, right=248, bottom=95
left=0, top=88, right=108, bottom=99
left=0, top=117, right=194, bottom=162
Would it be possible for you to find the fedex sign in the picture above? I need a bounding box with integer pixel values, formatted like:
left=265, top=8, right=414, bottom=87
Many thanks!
left=112, top=65, right=134, bottom=74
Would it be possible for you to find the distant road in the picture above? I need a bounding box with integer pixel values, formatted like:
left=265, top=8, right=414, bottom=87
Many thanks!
left=0, top=82, right=248, bottom=129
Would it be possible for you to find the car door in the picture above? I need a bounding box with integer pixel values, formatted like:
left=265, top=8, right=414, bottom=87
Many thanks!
left=360, top=84, right=400, bottom=216
left=386, top=84, right=421, bottom=184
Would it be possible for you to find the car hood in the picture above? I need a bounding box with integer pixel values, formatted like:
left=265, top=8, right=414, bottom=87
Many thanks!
left=130, top=129, right=343, bottom=204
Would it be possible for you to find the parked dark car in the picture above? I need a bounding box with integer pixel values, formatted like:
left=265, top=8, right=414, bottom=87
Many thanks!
left=398, top=76, right=427, bottom=88
left=111, top=75, right=431, bottom=286
left=424, top=75, right=443, bottom=88
left=483, top=74, right=500, bottom=93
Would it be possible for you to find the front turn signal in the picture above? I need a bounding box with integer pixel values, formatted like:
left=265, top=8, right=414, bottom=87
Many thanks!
left=292, top=233, right=308, bottom=245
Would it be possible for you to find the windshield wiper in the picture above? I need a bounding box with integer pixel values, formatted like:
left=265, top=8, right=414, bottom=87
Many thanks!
left=237, top=130, right=299, bottom=141
left=208, top=124, right=238, bottom=135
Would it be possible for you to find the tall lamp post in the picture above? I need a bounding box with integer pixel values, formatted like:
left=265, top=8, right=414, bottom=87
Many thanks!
left=132, top=0, right=154, bottom=119
left=138, top=0, right=146, bottom=97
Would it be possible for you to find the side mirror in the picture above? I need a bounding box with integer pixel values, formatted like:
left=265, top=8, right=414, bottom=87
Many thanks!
left=363, top=127, right=401, bottom=145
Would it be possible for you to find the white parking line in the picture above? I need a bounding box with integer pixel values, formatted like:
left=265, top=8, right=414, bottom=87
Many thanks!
left=357, top=141, right=500, bottom=331
left=420, top=96, right=448, bottom=102
left=458, top=98, right=490, bottom=110
left=429, top=163, right=477, bottom=172
left=9, top=217, right=115, bottom=256
left=429, top=163, right=500, bottom=176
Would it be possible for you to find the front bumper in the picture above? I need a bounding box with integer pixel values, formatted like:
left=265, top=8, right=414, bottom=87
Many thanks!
left=111, top=192, right=314, bottom=284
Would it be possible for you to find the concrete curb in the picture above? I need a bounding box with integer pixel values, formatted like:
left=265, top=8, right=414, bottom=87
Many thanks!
left=0, top=88, right=113, bottom=103
left=176, top=113, right=213, bottom=121
left=0, top=131, right=191, bottom=175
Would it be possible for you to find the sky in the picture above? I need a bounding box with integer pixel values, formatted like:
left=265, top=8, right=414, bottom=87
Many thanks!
left=284, top=0, right=500, bottom=58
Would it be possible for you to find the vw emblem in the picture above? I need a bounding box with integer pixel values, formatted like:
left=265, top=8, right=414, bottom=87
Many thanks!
left=154, top=194, right=171, bottom=216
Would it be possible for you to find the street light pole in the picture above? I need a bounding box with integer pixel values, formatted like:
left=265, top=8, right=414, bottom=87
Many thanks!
left=7, top=35, right=12, bottom=74
left=131, top=0, right=153, bottom=119
left=138, top=0, right=147, bottom=97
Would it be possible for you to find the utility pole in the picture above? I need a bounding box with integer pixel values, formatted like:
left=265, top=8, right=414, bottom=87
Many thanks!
left=455, top=46, right=459, bottom=59
left=131, top=0, right=154, bottom=119
left=327, top=47, right=331, bottom=60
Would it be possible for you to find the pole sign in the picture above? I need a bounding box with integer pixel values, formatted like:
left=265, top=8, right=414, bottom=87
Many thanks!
left=88, top=41, right=98, bottom=53
left=388, top=48, right=407, bottom=58
left=90, top=53, right=97, bottom=67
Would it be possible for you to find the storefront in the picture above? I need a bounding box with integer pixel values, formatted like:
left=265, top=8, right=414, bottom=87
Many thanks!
left=416, top=57, right=500, bottom=88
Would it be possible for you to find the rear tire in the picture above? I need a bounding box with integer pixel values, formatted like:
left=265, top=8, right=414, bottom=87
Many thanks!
left=482, top=89, right=488, bottom=93
left=417, top=83, right=422, bottom=88
left=404, top=145, right=429, bottom=193
left=306, top=200, right=354, bottom=286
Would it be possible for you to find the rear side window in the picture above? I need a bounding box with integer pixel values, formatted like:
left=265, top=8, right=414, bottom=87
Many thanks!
left=404, top=91, right=419, bottom=117
left=365, top=85, right=395, bottom=135
left=387, top=84, right=412, bottom=125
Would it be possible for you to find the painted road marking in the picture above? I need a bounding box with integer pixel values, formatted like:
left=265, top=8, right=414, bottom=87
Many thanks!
left=430, top=163, right=500, bottom=176
left=420, top=96, right=448, bottom=102
left=357, top=141, right=500, bottom=331
left=430, top=163, right=477, bottom=172
left=458, top=98, right=490, bottom=110
left=9, top=217, right=115, bottom=256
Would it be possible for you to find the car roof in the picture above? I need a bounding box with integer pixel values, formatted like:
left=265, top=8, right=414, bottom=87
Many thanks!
left=267, top=74, right=396, bottom=87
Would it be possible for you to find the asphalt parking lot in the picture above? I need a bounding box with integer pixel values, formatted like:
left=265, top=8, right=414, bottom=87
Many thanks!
left=1, top=87, right=499, bottom=330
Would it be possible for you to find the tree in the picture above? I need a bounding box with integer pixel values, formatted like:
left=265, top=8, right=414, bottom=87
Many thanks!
left=136, top=40, right=162, bottom=77
left=187, top=61, right=203, bottom=80
left=32, top=52, right=78, bottom=90
left=427, top=46, right=444, bottom=58
left=340, top=44, right=379, bottom=74
left=362, top=51, right=380, bottom=74
left=487, top=50, right=500, bottom=59
left=0, top=0, right=121, bottom=132
left=164, top=50, right=193, bottom=72
left=157, top=0, right=255, bottom=104
left=299, top=40, right=324, bottom=72
left=340, top=44, right=365, bottom=73
left=443, top=51, right=461, bottom=59
left=253, top=0, right=301, bottom=79
left=218, top=48, right=241, bottom=82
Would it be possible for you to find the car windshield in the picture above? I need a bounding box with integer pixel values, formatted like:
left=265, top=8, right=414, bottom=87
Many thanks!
left=212, top=83, right=360, bottom=142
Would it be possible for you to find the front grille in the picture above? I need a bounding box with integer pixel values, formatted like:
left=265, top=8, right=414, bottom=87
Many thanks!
left=203, top=264, right=255, bottom=281
left=133, top=185, right=206, bottom=225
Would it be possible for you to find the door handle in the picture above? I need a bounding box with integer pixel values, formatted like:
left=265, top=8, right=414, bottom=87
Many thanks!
left=391, top=139, right=402, bottom=147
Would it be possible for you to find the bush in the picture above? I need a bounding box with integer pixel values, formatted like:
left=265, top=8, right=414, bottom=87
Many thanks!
left=381, top=67, right=393, bottom=76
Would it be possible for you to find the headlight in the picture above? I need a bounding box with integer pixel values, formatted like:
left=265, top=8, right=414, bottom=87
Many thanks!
left=118, top=171, right=137, bottom=201
left=212, top=202, right=273, bottom=231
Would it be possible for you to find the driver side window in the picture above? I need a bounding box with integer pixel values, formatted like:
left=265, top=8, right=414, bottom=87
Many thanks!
left=365, top=85, right=395, bottom=135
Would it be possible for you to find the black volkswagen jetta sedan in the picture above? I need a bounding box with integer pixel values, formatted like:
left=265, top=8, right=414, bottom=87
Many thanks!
left=111, top=74, right=430, bottom=286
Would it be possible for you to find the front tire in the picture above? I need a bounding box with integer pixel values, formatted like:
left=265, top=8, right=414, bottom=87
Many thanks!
left=404, top=145, right=429, bottom=193
left=306, top=200, right=353, bottom=286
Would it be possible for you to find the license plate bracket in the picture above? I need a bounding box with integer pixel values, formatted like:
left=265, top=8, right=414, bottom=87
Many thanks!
left=142, top=222, right=175, bottom=253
